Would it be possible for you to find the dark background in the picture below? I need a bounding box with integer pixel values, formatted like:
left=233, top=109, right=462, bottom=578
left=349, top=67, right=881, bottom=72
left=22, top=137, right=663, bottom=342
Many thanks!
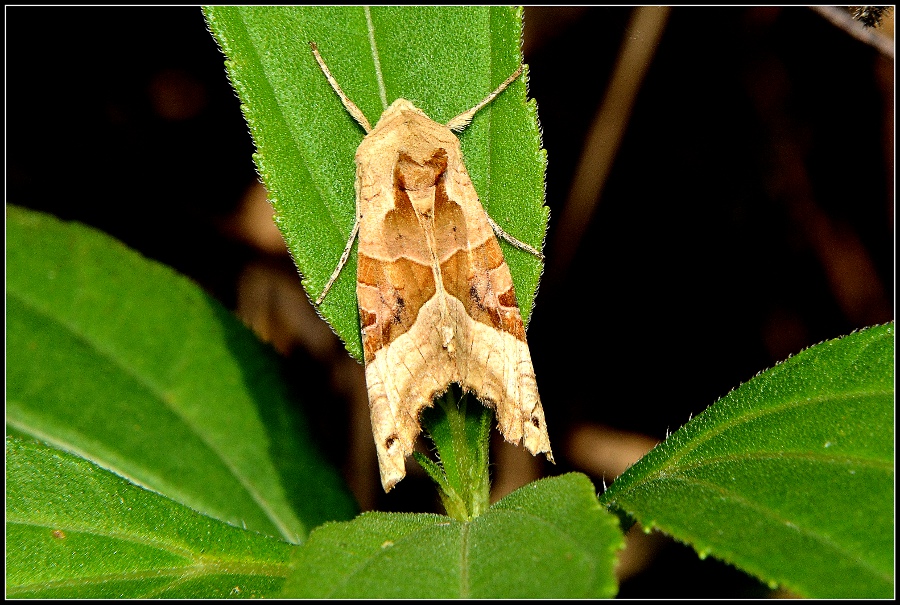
left=7, top=7, right=893, bottom=598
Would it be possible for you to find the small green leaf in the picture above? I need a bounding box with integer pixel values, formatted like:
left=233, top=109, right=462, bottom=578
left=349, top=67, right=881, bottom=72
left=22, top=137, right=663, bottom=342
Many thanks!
left=7, top=206, right=356, bottom=544
left=600, top=323, right=894, bottom=598
left=6, top=437, right=295, bottom=598
left=418, top=388, right=492, bottom=521
left=282, top=473, right=623, bottom=598
left=203, top=6, right=548, bottom=361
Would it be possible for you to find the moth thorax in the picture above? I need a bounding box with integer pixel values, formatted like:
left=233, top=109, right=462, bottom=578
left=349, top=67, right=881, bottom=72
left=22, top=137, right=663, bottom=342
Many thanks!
left=396, top=149, right=449, bottom=214
left=396, top=150, right=448, bottom=191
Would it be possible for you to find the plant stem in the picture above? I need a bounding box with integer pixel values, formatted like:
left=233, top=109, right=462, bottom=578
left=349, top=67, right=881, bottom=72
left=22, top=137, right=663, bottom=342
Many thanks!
left=416, top=385, right=492, bottom=521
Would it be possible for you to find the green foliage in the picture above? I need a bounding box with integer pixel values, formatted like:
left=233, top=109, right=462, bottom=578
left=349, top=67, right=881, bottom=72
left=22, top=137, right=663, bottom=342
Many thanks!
left=601, top=323, right=894, bottom=598
left=281, top=474, right=623, bottom=598
left=7, top=437, right=294, bottom=598
left=203, top=5, right=548, bottom=361
left=6, top=5, right=893, bottom=600
left=414, top=388, right=493, bottom=521
left=6, top=206, right=355, bottom=596
left=7, top=206, right=356, bottom=542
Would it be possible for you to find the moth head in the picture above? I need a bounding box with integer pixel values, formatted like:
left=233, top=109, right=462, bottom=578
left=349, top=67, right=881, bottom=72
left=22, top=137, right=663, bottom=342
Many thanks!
left=385, top=98, right=428, bottom=118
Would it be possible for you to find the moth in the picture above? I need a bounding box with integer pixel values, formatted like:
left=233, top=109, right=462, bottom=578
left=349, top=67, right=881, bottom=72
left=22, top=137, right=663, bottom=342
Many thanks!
left=310, top=43, right=552, bottom=492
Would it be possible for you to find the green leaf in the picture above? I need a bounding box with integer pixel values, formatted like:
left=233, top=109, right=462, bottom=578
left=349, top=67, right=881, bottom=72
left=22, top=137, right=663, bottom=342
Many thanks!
left=600, top=323, right=894, bottom=598
left=203, top=6, right=548, bottom=361
left=281, top=473, right=623, bottom=598
left=6, top=206, right=356, bottom=545
left=6, top=437, right=295, bottom=598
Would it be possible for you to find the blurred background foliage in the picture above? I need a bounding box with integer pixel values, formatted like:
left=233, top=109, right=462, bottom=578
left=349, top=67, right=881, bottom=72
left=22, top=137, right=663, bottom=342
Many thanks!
left=7, top=6, right=893, bottom=598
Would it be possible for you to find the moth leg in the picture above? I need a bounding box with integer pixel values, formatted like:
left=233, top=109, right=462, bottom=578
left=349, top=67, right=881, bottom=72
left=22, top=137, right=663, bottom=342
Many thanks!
left=446, top=65, right=524, bottom=132
left=484, top=214, right=544, bottom=260
left=315, top=215, right=360, bottom=305
left=310, top=42, right=372, bottom=133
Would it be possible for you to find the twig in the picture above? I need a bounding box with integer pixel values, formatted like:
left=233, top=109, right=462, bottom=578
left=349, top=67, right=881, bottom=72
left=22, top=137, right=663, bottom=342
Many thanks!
left=547, top=6, right=671, bottom=278
left=811, top=6, right=895, bottom=59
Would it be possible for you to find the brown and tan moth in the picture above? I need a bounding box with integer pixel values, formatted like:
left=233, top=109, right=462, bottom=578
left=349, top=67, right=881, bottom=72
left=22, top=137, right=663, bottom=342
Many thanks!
left=311, top=43, right=552, bottom=492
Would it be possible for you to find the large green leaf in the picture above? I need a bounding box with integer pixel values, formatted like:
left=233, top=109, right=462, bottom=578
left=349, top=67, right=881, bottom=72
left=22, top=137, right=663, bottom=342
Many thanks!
left=6, top=437, right=296, bottom=598
left=203, top=6, right=548, bottom=361
left=6, top=206, right=356, bottom=544
left=281, top=473, right=623, bottom=598
left=600, top=323, right=894, bottom=598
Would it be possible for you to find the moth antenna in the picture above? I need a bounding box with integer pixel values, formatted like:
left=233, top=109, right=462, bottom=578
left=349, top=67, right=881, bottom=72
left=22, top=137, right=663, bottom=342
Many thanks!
left=310, top=41, right=372, bottom=133
left=446, top=64, right=524, bottom=132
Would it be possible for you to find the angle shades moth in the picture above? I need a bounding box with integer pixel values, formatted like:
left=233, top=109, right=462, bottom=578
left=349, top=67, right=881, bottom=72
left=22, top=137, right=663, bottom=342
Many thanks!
left=310, top=42, right=552, bottom=492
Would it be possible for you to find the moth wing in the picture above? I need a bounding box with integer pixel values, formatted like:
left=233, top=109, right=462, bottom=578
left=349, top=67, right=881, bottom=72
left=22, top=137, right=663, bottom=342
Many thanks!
left=435, top=159, right=553, bottom=460
left=356, top=167, right=458, bottom=491
left=354, top=104, right=551, bottom=492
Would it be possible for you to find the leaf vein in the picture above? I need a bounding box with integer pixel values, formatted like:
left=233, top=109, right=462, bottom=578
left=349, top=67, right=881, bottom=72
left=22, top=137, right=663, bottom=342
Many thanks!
left=8, top=290, right=298, bottom=543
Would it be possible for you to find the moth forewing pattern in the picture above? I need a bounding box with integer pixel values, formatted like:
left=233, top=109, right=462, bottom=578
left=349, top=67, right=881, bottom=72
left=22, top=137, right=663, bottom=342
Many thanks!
left=311, top=43, right=552, bottom=492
